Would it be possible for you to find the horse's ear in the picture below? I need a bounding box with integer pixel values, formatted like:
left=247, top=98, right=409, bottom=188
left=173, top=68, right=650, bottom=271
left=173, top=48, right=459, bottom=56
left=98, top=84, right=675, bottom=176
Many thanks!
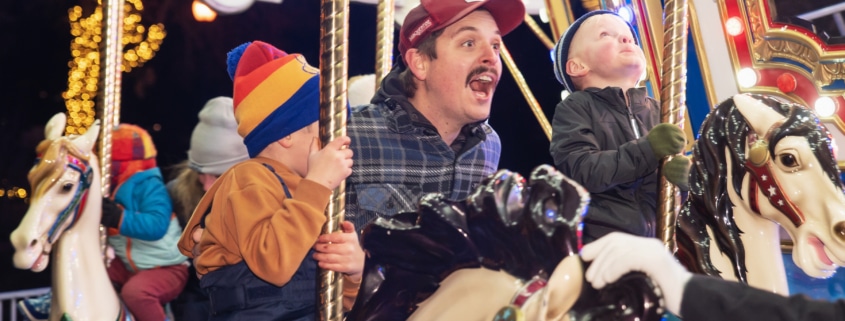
left=74, top=120, right=101, bottom=153
left=733, top=94, right=785, bottom=137
left=45, top=113, right=67, bottom=140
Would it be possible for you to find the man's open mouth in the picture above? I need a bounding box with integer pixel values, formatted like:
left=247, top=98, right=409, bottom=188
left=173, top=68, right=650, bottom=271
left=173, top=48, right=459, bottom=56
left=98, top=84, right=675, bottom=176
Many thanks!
left=469, top=74, right=495, bottom=98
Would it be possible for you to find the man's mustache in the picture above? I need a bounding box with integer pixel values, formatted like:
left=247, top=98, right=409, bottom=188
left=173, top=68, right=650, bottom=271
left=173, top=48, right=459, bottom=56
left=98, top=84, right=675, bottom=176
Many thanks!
left=465, top=66, right=498, bottom=86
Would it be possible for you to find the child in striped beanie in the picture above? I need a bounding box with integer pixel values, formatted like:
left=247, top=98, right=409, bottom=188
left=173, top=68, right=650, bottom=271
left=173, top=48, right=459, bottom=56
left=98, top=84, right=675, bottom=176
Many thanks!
left=105, top=123, right=188, bottom=320
left=177, top=41, right=363, bottom=319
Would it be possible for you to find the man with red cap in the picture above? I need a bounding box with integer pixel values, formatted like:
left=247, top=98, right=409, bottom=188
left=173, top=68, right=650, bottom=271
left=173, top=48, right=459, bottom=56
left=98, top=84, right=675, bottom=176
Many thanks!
left=314, top=1, right=525, bottom=311
left=179, top=0, right=527, bottom=316
left=344, top=0, right=526, bottom=231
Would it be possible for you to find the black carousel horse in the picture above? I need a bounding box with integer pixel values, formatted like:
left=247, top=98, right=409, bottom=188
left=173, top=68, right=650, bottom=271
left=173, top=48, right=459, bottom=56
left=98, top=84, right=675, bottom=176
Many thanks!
left=347, top=165, right=664, bottom=321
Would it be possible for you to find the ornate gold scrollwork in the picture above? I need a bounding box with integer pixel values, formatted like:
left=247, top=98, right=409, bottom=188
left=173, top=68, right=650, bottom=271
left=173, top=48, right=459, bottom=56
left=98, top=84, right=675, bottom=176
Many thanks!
left=745, top=0, right=845, bottom=88
left=818, top=62, right=845, bottom=87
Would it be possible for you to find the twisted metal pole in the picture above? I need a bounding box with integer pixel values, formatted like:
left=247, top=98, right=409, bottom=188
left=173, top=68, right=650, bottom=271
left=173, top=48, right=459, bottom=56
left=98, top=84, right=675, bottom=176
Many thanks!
left=656, top=0, right=689, bottom=251
left=501, top=44, right=552, bottom=140
left=523, top=13, right=554, bottom=50
left=318, top=0, right=348, bottom=319
left=543, top=0, right=575, bottom=40
left=98, top=0, right=123, bottom=197
left=97, top=0, right=123, bottom=266
left=374, top=0, right=394, bottom=88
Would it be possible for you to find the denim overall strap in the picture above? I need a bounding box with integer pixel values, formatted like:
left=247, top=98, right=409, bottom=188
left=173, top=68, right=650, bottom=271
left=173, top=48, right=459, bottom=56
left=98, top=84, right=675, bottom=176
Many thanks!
left=200, top=163, right=292, bottom=228
left=261, top=163, right=292, bottom=198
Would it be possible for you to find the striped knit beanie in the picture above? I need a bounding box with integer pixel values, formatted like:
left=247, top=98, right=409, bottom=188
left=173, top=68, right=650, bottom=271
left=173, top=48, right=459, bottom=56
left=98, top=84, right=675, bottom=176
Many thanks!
left=112, top=123, right=156, bottom=161
left=111, top=124, right=157, bottom=188
left=552, top=10, right=638, bottom=92
left=226, top=41, right=320, bottom=157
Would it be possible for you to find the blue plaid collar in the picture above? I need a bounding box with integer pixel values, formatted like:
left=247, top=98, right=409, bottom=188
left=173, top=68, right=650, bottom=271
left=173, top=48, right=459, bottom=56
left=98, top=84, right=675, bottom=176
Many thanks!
left=382, top=97, right=489, bottom=142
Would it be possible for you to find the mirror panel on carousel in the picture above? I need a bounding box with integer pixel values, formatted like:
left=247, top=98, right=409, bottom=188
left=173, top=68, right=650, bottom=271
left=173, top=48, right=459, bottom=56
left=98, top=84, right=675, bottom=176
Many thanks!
left=697, top=0, right=845, bottom=301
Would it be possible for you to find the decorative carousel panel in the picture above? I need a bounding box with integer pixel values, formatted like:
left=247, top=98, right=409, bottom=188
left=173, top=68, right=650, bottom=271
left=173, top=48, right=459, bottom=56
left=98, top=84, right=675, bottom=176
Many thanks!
left=718, top=0, right=845, bottom=168
left=710, top=0, right=845, bottom=299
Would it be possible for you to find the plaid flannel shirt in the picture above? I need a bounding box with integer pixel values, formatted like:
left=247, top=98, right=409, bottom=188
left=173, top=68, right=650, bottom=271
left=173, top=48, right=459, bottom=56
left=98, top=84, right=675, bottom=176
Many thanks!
left=345, top=98, right=501, bottom=230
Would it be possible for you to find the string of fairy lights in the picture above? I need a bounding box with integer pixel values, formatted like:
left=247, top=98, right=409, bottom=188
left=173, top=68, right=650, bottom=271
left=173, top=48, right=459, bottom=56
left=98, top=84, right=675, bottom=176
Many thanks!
left=1, top=188, right=27, bottom=200
left=3, top=0, right=166, bottom=203
left=63, top=0, right=165, bottom=135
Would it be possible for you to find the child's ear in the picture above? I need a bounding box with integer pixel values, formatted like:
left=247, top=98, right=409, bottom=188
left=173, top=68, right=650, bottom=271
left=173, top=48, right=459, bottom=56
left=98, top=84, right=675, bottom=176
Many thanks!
left=566, top=58, right=588, bottom=78
left=406, top=48, right=428, bottom=81
left=278, top=135, right=294, bottom=148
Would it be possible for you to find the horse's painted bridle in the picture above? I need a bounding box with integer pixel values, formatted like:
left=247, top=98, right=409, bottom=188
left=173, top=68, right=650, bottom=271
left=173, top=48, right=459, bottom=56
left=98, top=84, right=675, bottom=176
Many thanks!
left=41, top=154, right=94, bottom=243
left=511, top=276, right=548, bottom=308
left=744, top=122, right=806, bottom=227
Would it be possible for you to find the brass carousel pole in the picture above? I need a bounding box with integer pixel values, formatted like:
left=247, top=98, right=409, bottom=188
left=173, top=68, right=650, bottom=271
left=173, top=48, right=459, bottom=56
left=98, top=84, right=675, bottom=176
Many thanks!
left=522, top=13, right=554, bottom=50
left=318, top=0, right=348, bottom=320
left=656, top=0, right=689, bottom=251
left=98, top=0, right=124, bottom=197
left=543, top=0, right=575, bottom=40
left=500, top=44, right=552, bottom=140
left=98, top=0, right=124, bottom=265
left=374, top=0, right=394, bottom=88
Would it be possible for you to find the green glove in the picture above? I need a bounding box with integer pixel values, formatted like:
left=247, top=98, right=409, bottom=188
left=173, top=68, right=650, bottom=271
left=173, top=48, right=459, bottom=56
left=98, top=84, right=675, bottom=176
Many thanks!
left=647, top=123, right=686, bottom=158
left=662, top=155, right=691, bottom=192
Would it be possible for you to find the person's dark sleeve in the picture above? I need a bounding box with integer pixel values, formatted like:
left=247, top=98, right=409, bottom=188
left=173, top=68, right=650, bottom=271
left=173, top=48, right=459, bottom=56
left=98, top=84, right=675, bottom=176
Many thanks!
left=681, top=275, right=845, bottom=321
left=549, top=96, right=659, bottom=193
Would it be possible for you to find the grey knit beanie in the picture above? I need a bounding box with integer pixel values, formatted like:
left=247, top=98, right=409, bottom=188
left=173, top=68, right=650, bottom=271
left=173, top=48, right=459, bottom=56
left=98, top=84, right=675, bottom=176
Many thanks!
left=188, top=96, right=249, bottom=175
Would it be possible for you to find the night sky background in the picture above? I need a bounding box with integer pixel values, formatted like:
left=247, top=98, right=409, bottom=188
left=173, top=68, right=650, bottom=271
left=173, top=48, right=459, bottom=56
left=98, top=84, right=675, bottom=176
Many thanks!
left=0, top=0, right=562, bottom=292
left=1, top=0, right=841, bottom=295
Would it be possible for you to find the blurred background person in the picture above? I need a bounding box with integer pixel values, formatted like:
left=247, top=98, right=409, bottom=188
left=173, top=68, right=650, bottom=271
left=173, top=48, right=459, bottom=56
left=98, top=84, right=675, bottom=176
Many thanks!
left=167, top=96, right=249, bottom=320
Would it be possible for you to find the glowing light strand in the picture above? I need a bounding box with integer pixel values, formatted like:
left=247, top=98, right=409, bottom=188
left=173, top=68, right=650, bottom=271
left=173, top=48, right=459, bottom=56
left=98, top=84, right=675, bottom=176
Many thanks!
left=63, top=0, right=165, bottom=135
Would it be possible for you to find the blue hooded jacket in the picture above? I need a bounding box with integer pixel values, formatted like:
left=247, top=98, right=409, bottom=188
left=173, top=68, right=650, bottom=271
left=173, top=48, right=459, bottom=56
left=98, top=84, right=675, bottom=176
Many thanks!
left=108, top=167, right=186, bottom=271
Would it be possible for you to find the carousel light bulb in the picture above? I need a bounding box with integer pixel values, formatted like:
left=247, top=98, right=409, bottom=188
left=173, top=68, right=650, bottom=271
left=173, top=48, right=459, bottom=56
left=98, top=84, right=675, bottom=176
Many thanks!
left=539, top=8, right=549, bottom=24
left=202, top=0, right=255, bottom=15
left=193, top=0, right=217, bottom=22
left=737, top=68, right=758, bottom=88
left=617, top=6, right=634, bottom=24
left=814, top=97, right=836, bottom=117
left=725, top=17, right=744, bottom=36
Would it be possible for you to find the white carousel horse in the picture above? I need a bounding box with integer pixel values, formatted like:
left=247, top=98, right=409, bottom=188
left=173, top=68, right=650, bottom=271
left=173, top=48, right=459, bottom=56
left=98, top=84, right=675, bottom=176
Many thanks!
left=347, top=165, right=664, bottom=321
left=676, top=94, right=845, bottom=294
left=10, top=113, right=131, bottom=321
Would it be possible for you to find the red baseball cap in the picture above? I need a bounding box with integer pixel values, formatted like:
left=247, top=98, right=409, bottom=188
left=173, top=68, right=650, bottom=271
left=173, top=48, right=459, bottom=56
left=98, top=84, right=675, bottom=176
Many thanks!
left=399, top=0, right=526, bottom=57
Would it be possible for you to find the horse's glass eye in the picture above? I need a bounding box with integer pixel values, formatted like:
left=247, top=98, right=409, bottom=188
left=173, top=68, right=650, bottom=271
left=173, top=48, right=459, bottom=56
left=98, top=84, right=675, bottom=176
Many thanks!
left=61, top=182, right=74, bottom=192
left=543, top=198, right=559, bottom=223
left=779, top=154, right=798, bottom=167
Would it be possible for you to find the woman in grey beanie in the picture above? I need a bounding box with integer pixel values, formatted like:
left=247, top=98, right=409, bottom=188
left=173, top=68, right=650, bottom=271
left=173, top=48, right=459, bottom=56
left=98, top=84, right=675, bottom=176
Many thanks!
left=167, top=96, right=249, bottom=320
left=169, top=96, right=249, bottom=226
